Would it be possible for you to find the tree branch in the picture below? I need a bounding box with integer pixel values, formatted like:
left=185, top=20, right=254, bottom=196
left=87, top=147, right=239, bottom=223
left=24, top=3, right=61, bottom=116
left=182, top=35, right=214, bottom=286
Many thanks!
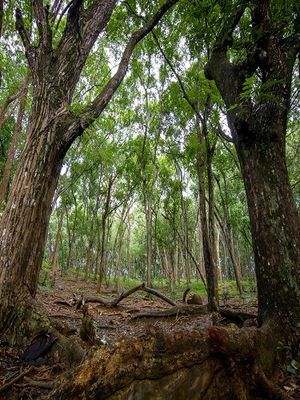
left=15, top=9, right=35, bottom=69
left=64, top=0, right=179, bottom=144
left=32, top=0, right=51, bottom=49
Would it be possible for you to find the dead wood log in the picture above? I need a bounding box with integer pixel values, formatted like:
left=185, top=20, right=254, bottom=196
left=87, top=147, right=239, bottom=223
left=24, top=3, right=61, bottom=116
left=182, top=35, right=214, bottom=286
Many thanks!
left=54, top=300, right=74, bottom=307
left=51, top=323, right=283, bottom=400
left=132, top=304, right=208, bottom=319
left=219, top=307, right=257, bottom=323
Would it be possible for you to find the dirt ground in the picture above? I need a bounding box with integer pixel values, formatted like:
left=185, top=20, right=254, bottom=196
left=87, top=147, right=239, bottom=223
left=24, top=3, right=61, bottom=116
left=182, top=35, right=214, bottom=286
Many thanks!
left=0, top=276, right=299, bottom=399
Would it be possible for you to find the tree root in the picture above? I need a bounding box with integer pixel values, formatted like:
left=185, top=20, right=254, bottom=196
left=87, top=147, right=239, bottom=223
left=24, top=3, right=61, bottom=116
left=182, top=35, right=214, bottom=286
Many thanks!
left=253, top=366, right=292, bottom=400
left=50, top=321, right=288, bottom=400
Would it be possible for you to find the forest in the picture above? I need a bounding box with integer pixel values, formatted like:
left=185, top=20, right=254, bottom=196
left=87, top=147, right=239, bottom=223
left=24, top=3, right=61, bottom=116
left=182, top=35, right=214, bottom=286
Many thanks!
left=0, top=0, right=299, bottom=398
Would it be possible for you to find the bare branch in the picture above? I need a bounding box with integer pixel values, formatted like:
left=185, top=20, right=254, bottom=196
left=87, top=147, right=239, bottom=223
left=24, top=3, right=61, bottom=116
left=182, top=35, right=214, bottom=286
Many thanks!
left=50, top=0, right=65, bottom=21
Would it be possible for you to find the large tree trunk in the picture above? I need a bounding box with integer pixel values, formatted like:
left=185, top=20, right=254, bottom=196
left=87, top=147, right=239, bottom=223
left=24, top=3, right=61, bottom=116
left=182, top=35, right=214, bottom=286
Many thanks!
left=0, top=0, right=179, bottom=345
left=236, top=132, right=300, bottom=327
left=0, top=96, right=69, bottom=343
left=205, top=0, right=300, bottom=330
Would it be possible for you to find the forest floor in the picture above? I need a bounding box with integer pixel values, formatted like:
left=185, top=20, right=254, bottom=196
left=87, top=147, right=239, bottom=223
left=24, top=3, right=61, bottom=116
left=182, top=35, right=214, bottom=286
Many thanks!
left=1, top=274, right=299, bottom=399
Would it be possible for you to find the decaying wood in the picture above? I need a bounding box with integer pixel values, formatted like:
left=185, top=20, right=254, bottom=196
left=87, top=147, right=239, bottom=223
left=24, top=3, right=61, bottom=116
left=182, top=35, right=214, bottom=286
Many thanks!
left=76, top=283, right=177, bottom=309
left=132, top=304, right=208, bottom=319
left=49, top=313, right=82, bottom=319
left=0, top=366, right=33, bottom=394
left=219, top=307, right=257, bottom=323
left=51, top=323, right=282, bottom=400
left=54, top=300, right=74, bottom=307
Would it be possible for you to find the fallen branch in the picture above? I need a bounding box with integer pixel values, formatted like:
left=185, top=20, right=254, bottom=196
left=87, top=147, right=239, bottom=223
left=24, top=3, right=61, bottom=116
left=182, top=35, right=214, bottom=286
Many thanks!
left=141, top=286, right=177, bottom=306
left=49, top=313, right=82, bottom=319
left=0, top=366, right=33, bottom=393
left=19, top=377, right=54, bottom=389
left=219, top=307, right=257, bottom=323
left=110, top=283, right=145, bottom=306
left=76, top=283, right=177, bottom=308
left=132, top=304, right=208, bottom=319
left=54, top=300, right=74, bottom=307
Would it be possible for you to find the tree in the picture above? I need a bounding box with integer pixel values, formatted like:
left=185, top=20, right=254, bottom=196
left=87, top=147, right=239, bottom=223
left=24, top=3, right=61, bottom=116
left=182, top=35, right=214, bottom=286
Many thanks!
left=0, top=0, right=179, bottom=345
left=205, top=0, right=300, bottom=331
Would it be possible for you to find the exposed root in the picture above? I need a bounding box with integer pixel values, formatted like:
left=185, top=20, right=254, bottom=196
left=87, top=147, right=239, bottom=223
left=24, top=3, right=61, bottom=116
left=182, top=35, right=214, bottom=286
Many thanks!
left=49, top=317, right=294, bottom=400
left=253, top=366, right=292, bottom=400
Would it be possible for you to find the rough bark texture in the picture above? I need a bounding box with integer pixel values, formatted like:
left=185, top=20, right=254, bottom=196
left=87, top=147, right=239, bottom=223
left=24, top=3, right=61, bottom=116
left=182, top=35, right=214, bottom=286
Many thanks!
left=205, top=0, right=300, bottom=330
left=0, top=0, right=179, bottom=344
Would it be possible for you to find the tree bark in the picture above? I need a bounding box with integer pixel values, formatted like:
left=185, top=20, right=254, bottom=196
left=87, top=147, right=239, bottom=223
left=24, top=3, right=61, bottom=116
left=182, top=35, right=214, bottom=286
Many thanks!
left=196, top=117, right=219, bottom=310
left=205, top=0, right=300, bottom=327
left=50, top=208, right=65, bottom=285
left=0, top=0, right=179, bottom=344
left=97, top=176, right=114, bottom=292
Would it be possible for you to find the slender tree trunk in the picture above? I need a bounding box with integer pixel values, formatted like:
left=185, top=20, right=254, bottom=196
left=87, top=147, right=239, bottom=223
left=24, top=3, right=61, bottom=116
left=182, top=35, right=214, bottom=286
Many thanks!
left=66, top=193, right=78, bottom=272
left=116, top=204, right=130, bottom=293
left=174, top=241, right=179, bottom=284
left=97, top=177, right=114, bottom=292
left=50, top=208, right=65, bottom=286
left=196, top=119, right=219, bottom=310
left=126, top=215, right=132, bottom=278
left=144, top=197, right=153, bottom=287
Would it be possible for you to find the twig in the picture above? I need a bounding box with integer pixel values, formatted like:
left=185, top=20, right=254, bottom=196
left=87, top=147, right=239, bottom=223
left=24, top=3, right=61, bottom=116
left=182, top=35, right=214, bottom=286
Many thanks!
left=49, top=313, right=82, bottom=319
left=19, top=377, right=54, bottom=389
left=54, top=300, right=74, bottom=307
left=0, top=366, right=33, bottom=393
